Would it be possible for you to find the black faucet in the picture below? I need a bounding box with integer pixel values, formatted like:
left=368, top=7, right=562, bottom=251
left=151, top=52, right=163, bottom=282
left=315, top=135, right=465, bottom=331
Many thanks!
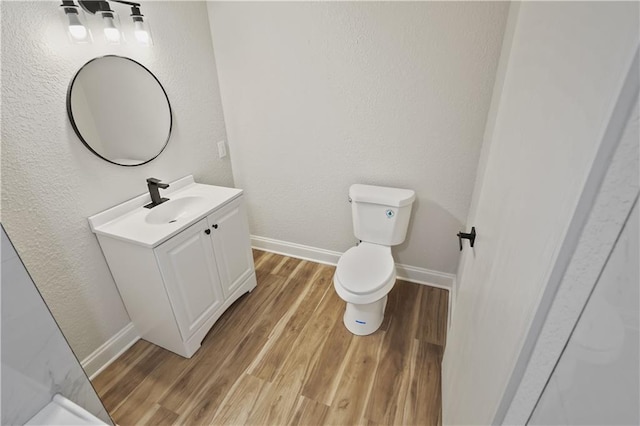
left=144, top=178, right=170, bottom=209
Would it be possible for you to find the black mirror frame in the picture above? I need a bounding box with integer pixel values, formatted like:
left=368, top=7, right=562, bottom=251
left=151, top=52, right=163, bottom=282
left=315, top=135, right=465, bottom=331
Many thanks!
left=66, top=55, right=173, bottom=167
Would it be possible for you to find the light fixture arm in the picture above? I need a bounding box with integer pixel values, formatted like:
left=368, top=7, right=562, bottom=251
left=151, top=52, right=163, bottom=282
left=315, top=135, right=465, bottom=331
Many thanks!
left=78, top=0, right=140, bottom=15
left=108, top=0, right=141, bottom=6
left=61, top=0, right=80, bottom=13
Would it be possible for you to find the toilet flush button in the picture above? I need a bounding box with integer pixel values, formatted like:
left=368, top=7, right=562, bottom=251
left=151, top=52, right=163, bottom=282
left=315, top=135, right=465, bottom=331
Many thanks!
left=385, top=209, right=395, bottom=218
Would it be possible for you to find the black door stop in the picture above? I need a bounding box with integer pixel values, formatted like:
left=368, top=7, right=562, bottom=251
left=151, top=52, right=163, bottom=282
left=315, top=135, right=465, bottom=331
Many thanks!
left=457, top=227, right=476, bottom=251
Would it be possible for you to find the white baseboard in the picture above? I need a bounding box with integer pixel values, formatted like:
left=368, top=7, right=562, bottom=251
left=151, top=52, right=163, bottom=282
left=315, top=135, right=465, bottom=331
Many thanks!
left=252, top=235, right=457, bottom=329
left=448, top=276, right=457, bottom=330
left=81, top=323, right=140, bottom=380
left=393, top=263, right=456, bottom=290
left=251, top=235, right=342, bottom=266
left=251, top=235, right=456, bottom=291
left=81, top=237, right=456, bottom=379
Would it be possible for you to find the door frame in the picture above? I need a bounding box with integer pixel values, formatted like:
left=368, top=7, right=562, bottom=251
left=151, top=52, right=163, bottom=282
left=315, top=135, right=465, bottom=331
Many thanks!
left=494, top=47, right=639, bottom=424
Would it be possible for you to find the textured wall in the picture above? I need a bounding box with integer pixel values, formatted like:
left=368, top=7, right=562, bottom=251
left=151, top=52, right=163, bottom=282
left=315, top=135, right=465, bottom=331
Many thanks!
left=208, top=2, right=509, bottom=274
left=530, top=201, right=639, bottom=425
left=505, top=101, right=639, bottom=423
left=528, top=112, right=640, bottom=425
left=1, top=1, right=233, bottom=359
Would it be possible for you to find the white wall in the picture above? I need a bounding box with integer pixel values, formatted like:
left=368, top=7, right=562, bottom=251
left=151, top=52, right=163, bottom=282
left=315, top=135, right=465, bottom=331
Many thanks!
left=208, top=2, right=509, bottom=274
left=530, top=200, right=639, bottom=425
left=1, top=1, right=233, bottom=360
left=502, top=94, right=639, bottom=423
left=441, top=2, right=639, bottom=424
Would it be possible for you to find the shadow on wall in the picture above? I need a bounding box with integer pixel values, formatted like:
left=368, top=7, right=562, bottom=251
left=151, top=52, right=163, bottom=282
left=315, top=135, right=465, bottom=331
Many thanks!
left=393, top=197, right=463, bottom=274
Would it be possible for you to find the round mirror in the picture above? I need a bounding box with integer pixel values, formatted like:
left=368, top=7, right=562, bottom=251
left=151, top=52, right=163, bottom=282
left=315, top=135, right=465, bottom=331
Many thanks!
left=67, top=55, right=172, bottom=166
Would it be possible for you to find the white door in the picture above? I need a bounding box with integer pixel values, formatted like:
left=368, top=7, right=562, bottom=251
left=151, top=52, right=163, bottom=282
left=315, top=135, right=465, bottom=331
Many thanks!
left=441, top=3, right=640, bottom=425
left=529, top=202, right=639, bottom=425
left=155, top=218, right=224, bottom=340
left=207, top=197, right=254, bottom=298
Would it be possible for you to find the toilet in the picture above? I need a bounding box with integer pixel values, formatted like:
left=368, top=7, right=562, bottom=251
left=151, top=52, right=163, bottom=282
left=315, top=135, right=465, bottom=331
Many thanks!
left=334, top=184, right=416, bottom=335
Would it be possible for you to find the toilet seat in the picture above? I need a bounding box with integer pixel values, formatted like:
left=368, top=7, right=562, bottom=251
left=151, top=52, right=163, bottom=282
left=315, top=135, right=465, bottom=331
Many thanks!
left=334, top=243, right=396, bottom=305
left=336, top=243, right=394, bottom=293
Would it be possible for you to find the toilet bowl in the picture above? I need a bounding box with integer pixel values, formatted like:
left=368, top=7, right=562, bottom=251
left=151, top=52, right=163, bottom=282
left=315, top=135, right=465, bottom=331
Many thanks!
left=334, top=184, right=415, bottom=335
left=334, top=243, right=396, bottom=335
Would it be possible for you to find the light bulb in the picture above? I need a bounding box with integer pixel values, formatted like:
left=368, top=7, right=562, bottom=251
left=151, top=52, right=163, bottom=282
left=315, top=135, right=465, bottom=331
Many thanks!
left=104, top=26, right=120, bottom=43
left=134, top=21, right=150, bottom=45
left=67, top=13, right=87, bottom=40
left=103, top=16, right=121, bottom=43
left=69, top=24, right=87, bottom=40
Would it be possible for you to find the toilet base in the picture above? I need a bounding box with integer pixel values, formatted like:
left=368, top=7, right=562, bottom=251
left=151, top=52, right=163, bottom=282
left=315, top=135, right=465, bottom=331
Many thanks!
left=343, top=296, right=388, bottom=335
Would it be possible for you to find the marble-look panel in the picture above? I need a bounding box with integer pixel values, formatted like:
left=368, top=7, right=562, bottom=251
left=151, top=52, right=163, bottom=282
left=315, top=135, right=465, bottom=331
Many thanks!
left=1, top=227, right=112, bottom=425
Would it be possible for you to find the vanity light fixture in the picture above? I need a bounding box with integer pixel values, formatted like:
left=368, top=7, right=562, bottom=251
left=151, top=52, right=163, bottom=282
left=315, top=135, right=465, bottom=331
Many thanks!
left=130, top=5, right=153, bottom=46
left=98, top=6, right=122, bottom=44
left=60, top=1, right=91, bottom=43
left=60, top=0, right=153, bottom=46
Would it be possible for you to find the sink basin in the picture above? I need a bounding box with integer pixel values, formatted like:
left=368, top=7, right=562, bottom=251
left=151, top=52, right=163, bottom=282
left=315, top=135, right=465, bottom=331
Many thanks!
left=145, top=196, right=209, bottom=225
left=88, top=175, right=244, bottom=248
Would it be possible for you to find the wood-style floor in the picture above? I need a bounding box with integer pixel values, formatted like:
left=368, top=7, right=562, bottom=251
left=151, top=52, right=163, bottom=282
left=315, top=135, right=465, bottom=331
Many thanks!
left=92, top=250, right=449, bottom=426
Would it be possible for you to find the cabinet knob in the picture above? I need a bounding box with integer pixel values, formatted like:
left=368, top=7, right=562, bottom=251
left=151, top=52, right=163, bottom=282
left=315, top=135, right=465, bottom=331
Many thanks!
left=204, top=229, right=211, bottom=235
left=212, top=224, right=218, bottom=229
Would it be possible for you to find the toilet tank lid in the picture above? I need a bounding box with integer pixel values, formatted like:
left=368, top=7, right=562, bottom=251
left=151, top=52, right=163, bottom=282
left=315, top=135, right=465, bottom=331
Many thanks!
left=349, top=184, right=416, bottom=207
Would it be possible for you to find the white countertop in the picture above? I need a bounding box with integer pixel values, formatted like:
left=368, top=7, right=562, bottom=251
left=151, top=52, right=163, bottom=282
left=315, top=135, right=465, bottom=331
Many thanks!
left=88, top=176, right=243, bottom=248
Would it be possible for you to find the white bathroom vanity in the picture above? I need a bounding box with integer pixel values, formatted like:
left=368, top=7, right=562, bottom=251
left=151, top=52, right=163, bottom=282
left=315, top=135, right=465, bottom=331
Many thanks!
left=88, top=176, right=256, bottom=358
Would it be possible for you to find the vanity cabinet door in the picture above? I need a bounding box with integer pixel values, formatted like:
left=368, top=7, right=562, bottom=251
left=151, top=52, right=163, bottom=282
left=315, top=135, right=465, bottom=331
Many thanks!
left=155, top=218, right=224, bottom=340
left=207, top=197, right=254, bottom=299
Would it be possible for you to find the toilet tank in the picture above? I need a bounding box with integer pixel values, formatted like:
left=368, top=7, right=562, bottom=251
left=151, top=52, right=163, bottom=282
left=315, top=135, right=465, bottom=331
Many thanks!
left=349, top=184, right=416, bottom=246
